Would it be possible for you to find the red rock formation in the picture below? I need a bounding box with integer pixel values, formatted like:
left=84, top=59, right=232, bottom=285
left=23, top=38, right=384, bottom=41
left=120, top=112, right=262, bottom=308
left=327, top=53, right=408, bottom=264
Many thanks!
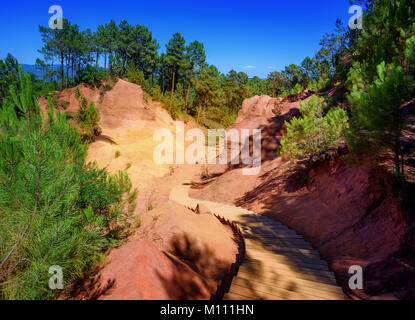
left=67, top=240, right=211, bottom=300
left=189, top=91, right=414, bottom=299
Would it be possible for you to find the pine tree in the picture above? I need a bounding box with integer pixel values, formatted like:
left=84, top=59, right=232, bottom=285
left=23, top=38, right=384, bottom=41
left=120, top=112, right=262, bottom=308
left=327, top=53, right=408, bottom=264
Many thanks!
left=165, top=33, right=186, bottom=108
left=0, top=72, right=137, bottom=299
left=347, top=60, right=409, bottom=178
left=184, top=41, right=205, bottom=110
left=280, top=95, right=348, bottom=162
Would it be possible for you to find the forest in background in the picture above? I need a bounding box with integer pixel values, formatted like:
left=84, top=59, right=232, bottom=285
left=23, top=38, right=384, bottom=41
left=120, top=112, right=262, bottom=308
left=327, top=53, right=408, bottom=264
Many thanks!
left=0, top=0, right=415, bottom=300
left=2, top=2, right=360, bottom=128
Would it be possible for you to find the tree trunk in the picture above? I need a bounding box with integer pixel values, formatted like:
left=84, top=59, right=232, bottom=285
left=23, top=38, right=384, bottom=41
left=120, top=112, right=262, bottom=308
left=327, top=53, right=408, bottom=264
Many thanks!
left=66, top=55, right=69, bottom=89
left=170, top=68, right=175, bottom=108
left=196, top=104, right=202, bottom=124
left=109, top=51, right=112, bottom=74
left=78, top=54, right=81, bottom=76
left=96, top=51, right=99, bottom=67
left=185, top=68, right=193, bottom=111
left=196, top=96, right=206, bottom=124
left=71, top=56, right=74, bottom=80
left=51, top=56, right=54, bottom=83
left=161, top=69, right=165, bottom=92
left=75, top=55, right=78, bottom=77
left=60, top=51, right=64, bottom=91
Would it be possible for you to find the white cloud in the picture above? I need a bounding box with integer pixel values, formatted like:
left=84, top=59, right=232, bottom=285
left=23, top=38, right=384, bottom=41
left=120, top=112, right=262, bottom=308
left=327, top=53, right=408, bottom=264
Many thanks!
left=267, top=66, right=275, bottom=69
left=242, top=65, right=256, bottom=69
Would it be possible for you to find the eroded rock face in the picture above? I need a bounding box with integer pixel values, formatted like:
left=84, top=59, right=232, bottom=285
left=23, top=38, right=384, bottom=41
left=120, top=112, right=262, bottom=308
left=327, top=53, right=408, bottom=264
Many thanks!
left=38, top=79, right=167, bottom=130
left=236, top=95, right=283, bottom=121
left=134, top=201, right=238, bottom=293
left=189, top=92, right=413, bottom=299
left=68, top=240, right=211, bottom=300
left=67, top=201, right=238, bottom=300
left=39, top=79, right=179, bottom=183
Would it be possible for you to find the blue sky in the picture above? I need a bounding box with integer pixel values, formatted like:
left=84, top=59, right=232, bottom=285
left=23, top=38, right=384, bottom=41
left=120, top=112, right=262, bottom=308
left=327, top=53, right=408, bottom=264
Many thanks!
left=0, top=0, right=352, bottom=78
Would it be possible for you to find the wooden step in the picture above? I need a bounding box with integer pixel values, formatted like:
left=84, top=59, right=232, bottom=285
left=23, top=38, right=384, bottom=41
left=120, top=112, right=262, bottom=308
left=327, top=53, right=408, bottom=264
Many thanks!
left=223, top=291, right=256, bottom=300
left=231, top=276, right=342, bottom=300
left=229, top=283, right=288, bottom=300
left=239, top=262, right=337, bottom=285
left=229, top=283, right=314, bottom=300
left=242, top=256, right=334, bottom=279
left=243, top=232, right=312, bottom=245
left=169, top=185, right=344, bottom=300
left=241, top=226, right=302, bottom=238
left=244, top=235, right=314, bottom=250
left=245, top=247, right=328, bottom=267
left=235, top=268, right=344, bottom=296
left=239, top=223, right=299, bottom=233
left=243, top=230, right=304, bottom=240
left=245, top=239, right=319, bottom=257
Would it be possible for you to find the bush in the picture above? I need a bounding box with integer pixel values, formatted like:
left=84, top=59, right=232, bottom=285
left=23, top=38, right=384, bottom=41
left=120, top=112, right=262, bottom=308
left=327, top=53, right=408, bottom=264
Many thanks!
left=126, top=63, right=145, bottom=86
left=74, top=87, right=102, bottom=142
left=126, top=63, right=150, bottom=92
left=78, top=65, right=107, bottom=88
left=0, top=72, right=137, bottom=299
left=280, top=95, right=349, bottom=162
left=346, top=61, right=409, bottom=177
left=149, top=85, right=163, bottom=101
left=79, top=163, right=137, bottom=239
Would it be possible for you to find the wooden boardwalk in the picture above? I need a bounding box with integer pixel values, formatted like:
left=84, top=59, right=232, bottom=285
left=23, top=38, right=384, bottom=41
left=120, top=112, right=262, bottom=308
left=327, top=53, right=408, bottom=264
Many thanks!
left=169, top=184, right=344, bottom=300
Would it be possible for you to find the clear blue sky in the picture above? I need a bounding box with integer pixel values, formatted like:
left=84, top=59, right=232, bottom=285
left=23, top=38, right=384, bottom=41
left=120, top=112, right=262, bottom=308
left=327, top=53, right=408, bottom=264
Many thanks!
left=0, top=0, right=352, bottom=78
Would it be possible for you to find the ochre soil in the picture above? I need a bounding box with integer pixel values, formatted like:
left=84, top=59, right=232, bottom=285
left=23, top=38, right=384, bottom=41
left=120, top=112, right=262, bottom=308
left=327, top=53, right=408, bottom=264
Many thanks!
left=41, top=80, right=238, bottom=300
left=43, top=81, right=415, bottom=300
left=190, top=93, right=415, bottom=299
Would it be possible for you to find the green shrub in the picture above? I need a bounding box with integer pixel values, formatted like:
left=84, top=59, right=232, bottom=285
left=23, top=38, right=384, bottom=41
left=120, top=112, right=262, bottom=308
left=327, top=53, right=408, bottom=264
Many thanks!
left=149, top=85, right=163, bottom=101
left=0, top=72, right=137, bottom=299
left=133, top=215, right=142, bottom=229
left=126, top=63, right=151, bottom=92
left=126, top=63, right=144, bottom=85
left=299, top=95, right=324, bottom=117
left=79, top=163, right=137, bottom=239
left=346, top=61, right=409, bottom=177
left=74, top=87, right=102, bottom=142
left=78, top=65, right=106, bottom=88
left=280, top=95, right=349, bottom=162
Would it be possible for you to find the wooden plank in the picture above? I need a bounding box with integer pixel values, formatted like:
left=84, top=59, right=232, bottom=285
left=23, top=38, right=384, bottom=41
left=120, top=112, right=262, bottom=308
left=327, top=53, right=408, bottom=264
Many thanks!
left=235, top=269, right=344, bottom=297
left=244, top=232, right=312, bottom=246
left=245, top=247, right=329, bottom=268
left=243, top=256, right=333, bottom=278
left=242, top=226, right=302, bottom=237
left=232, top=277, right=341, bottom=300
left=244, top=235, right=314, bottom=250
left=239, top=262, right=336, bottom=284
left=242, top=258, right=335, bottom=280
left=245, top=239, right=319, bottom=257
left=223, top=292, right=257, bottom=300
left=242, top=226, right=299, bottom=236
left=246, top=243, right=327, bottom=265
left=229, top=283, right=285, bottom=300
left=229, top=282, right=314, bottom=300
left=170, top=186, right=344, bottom=301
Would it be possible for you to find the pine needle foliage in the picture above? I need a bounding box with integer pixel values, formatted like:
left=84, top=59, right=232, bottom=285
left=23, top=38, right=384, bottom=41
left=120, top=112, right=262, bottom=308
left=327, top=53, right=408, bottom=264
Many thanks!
left=74, top=87, right=102, bottom=142
left=280, top=95, right=349, bottom=162
left=0, top=71, right=137, bottom=300
left=346, top=61, right=409, bottom=178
